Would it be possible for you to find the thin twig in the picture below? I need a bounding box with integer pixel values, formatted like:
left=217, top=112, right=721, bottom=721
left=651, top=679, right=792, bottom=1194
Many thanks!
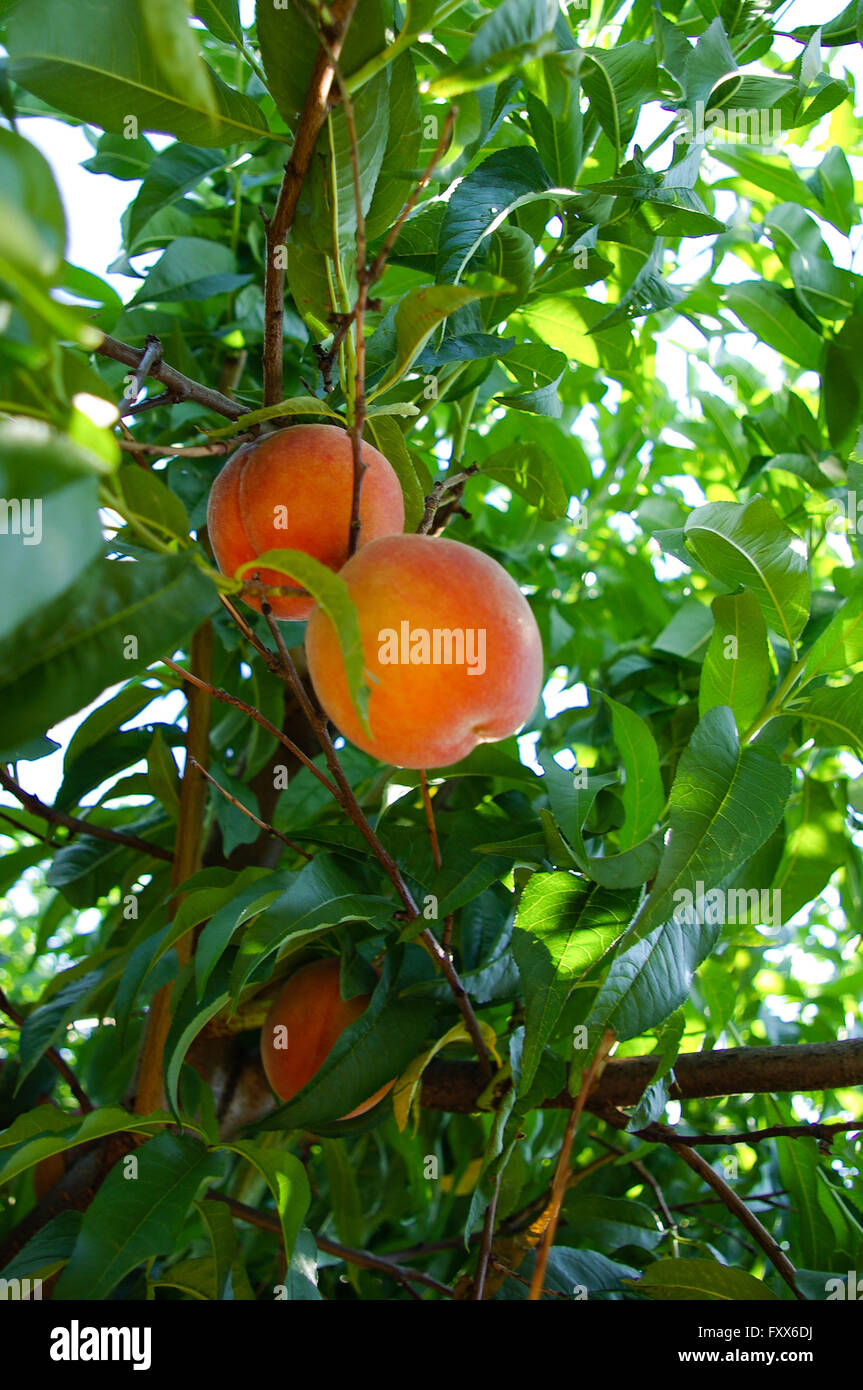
left=474, top=1170, right=503, bottom=1301
left=263, top=0, right=359, bottom=405
left=418, top=466, right=479, bottom=535
left=0, top=988, right=93, bottom=1113
left=116, top=439, right=243, bottom=459
left=190, top=757, right=312, bottom=861
left=325, top=104, right=458, bottom=366
left=668, top=1140, right=804, bottom=1300
left=205, top=1192, right=452, bottom=1296
left=260, top=644, right=493, bottom=1077
left=117, top=333, right=162, bottom=417
left=96, top=334, right=248, bottom=421
left=528, top=1031, right=616, bottom=1301
left=0, top=766, right=173, bottom=863
left=589, top=1132, right=678, bottom=1253
left=159, top=658, right=339, bottom=797
left=638, top=1119, right=863, bottom=1148
left=420, top=770, right=454, bottom=953
left=367, top=106, right=457, bottom=284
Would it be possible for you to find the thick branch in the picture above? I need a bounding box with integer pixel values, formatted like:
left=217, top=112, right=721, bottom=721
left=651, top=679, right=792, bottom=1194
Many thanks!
left=134, top=623, right=213, bottom=1114
left=420, top=1040, right=863, bottom=1114
left=0, top=766, right=172, bottom=863
left=96, top=334, right=249, bottom=421
left=263, top=0, right=359, bottom=404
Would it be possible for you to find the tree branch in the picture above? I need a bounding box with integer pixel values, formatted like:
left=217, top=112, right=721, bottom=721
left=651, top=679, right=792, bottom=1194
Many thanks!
left=419, top=1040, right=863, bottom=1113
left=95, top=334, right=249, bottom=421
left=666, top=1140, right=804, bottom=1300
left=0, top=766, right=173, bottom=863
left=206, top=1192, right=453, bottom=1297
left=134, top=623, right=213, bottom=1115
left=528, top=1031, right=615, bottom=1301
left=189, top=756, right=312, bottom=861
left=117, top=333, right=162, bottom=417
left=263, top=0, right=359, bottom=405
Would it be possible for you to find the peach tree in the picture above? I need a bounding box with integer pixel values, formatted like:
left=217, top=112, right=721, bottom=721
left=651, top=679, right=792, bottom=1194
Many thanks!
left=0, top=0, right=861, bottom=1304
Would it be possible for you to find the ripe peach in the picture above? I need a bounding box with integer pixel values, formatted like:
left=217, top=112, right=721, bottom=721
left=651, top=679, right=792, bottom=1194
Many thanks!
left=260, top=957, right=393, bottom=1120
left=206, top=423, right=405, bottom=620
left=305, top=534, right=544, bottom=768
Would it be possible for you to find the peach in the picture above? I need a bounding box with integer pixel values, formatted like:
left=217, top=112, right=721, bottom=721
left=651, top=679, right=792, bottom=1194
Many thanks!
left=206, top=423, right=405, bottom=620
left=305, top=534, right=544, bottom=768
left=260, top=957, right=393, bottom=1120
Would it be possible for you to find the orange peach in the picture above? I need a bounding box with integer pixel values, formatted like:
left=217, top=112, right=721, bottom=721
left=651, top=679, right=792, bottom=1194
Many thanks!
left=206, top=423, right=404, bottom=620
left=261, top=957, right=393, bottom=1120
left=305, top=533, right=544, bottom=768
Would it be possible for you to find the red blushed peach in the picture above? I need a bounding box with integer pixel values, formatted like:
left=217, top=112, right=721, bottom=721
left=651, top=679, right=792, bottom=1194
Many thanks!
left=305, top=534, right=544, bottom=769
left=206, top=423, right=404, bottom=621
left=261, top=957, right=393, bottom=1120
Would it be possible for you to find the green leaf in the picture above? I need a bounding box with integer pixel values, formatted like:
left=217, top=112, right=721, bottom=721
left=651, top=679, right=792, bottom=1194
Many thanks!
left=369, top=285, right=487, bottom=399
left=699, top=590, right=771, bottom=732
left=494, top=342, right=567, bottom=418
left=606, top=706, right=792, bottom=978
left=436, top=148, right=553, bottom=285
left=725, top=281, right=823, bottom=369
left=0, top=422, right=105, bottom=642
left=801, top=591, right=863, bottom=684
left=195, top=871, right=289, bottom=999
left=483, top=225, right=535, bottom=329
left=229, top=855, right=394, bottom=1002
left=235, top=549, right=368, bottom=725
left=131, top=236, right=251, bottom=304
left=594, top=691, right=664, bottom=850
left=206, top=397, right=341, bottom=438
left=147, top=727, right=181, bottom=819
left=632, top=1258, right=779, bottom=1301
left=481, top=440, right=569, bottom=520
left=294, top=74, right=391, bottom=255
left=365, top=53, right=422, bottom=243
left=364, top=414, right=426, bottom=532
left=0, top=552, right=221, bottom=762
left=798, top=673, right=863, bottom=753
left=0, top=127, right=66, bottom=280
left=17, top=970, right=107, bottom=1083
left=7, top=0, right=269, bottom=146
left=257, top=0, right=386, bottom=125
left=684, top=495, right=810, bottom=647
left=772, top=777, right=843, bottom=920
left=194, top=1198, right=235, bottom=1300
left=540, top=755, right=662, bottom=889
left=428, top=0, right=558, bottom=97
left=0, top=1211, right=82, bottom=1283
left=53, top=1132, right=222, bottom=1299
left=139, top=0, right=218, bottom=118
left=216, top=1142, right=310, bottom=1264
left=582, top=42, right=657, bottom=169
left=118, top=464, right=190, bottom=542
left=193, top=0, right=242, bottom=46
left=127, top=144, right=225, bottom=242
left=512, top=873, right=635, bottom=1096
left=562, top=1193, right=664, bottom=1253
left=0, top=1106, right=177, bottom=1184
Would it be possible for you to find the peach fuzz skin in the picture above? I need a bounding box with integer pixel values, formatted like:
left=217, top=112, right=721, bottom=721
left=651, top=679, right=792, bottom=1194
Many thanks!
left=206, top=423, right=404, bottom=621
left=305, top=534, right=544, bottom=769
left=261, top=957, right=393, bottom=1120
